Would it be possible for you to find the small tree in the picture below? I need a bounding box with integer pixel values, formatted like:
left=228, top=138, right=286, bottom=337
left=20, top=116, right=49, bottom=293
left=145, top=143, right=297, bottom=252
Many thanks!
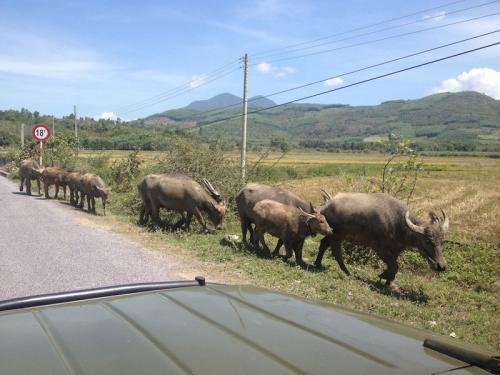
left=380, top=140, right=423, bottom=204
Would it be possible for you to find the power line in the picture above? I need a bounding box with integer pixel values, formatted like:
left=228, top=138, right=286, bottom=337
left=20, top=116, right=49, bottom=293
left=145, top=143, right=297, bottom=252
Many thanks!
left=198, top=29, right=500, bottom=115
left=252, top=0, right=469, bottom=58
left=259, top=10, right=500, bottom=65
left=119, top=66, right=241, bottom=116
left=114, top=58, right=241, bottom=114
left=195, top=41, right=500, bottom=128
left=256, top=0, right=500, bottom=60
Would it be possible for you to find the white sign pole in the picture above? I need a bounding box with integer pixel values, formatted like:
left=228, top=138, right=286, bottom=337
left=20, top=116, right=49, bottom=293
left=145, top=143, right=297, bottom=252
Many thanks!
left=39, top=141, right=43, bottom=166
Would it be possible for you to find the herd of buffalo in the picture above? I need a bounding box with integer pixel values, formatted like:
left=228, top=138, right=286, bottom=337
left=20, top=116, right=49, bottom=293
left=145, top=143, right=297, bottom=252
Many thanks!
left=18, top=158, right=450, bottom=290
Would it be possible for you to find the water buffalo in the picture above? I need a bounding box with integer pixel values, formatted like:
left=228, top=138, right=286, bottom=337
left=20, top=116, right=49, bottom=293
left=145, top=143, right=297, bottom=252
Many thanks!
left=138, top=174, right=225, bottom=231
left=79, top=173, right=111, bottom=215
left=67, top=172, right=82, bottom=206
left=236, top=183, right=314, bottom=252
left=41, top=167, right=69, bottom=199
left=19, top=160, right=43, bottom=195
left=252, top=199, right=333, bottom=267
left=316, top=192, right=449, bottom=290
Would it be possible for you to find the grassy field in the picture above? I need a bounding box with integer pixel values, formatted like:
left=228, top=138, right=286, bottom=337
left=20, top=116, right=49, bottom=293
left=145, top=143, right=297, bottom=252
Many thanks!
left=6, top=148, right=500, bottom=351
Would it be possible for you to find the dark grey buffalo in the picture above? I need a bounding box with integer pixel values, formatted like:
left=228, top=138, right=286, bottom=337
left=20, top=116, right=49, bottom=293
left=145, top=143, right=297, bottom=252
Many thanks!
left=316, top=192, right=449, bottom=290
left=138, top=174, right=225, bottom=231
left=19, top=160, right=43, bottom=195
left=236, top=183, right=314, bottom=252
left=252, top=199, right=333, bottom=267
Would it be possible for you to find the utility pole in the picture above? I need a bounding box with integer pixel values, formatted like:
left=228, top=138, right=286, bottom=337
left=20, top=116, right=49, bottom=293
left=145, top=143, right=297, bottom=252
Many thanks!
left=240, top=53, right=249, bottom=182
left=74, top=105, right=79, bottom=159
left=21, top=123, right=25, bottom=147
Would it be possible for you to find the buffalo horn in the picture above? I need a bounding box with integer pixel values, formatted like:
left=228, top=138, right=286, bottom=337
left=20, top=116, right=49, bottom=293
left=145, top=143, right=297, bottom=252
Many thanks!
left=299, top=207, right=315, bottom=219
left=440, top=209, right=450, bottom=233
left=202, top=178, right=220, bottom=198
left=320, top=189, right=333, bottom=202
left=405, top=211, right=426, bottom=234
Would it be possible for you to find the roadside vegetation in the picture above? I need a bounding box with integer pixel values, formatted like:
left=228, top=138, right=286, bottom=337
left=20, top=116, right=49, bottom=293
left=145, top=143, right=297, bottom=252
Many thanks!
left=1, top=135, right=498, bottom=351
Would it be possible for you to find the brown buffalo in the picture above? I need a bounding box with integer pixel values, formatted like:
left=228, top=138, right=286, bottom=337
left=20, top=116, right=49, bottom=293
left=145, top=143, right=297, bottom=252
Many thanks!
left=138, top=174, right=225, bottom=231
left=19, top=160, right=43, bottom=195
left=41, top=167, right=69, bottom=199
left=251, top=199, right=333, bottom=267
left=236, top=183, right=314, bottom=253
left=79, top=173, right=111, bottom=215
left=67, top=172, right=82, bottom=206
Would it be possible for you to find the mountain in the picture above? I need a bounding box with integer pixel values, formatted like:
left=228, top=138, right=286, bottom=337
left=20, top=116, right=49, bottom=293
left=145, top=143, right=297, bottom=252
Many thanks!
left=143, top=91, right=500, bottom=151
left=185, top=93, right=276, bottom=111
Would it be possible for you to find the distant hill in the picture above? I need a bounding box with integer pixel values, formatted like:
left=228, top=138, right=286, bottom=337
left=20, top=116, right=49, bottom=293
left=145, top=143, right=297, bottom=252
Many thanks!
left=185, top=93, right=276, bottom=111
left=144, top=91, right=500, bottom=151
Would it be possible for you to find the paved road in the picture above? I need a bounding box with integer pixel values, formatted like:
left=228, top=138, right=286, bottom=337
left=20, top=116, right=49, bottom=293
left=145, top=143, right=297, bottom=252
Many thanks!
left=0, top=176, right=180, bottom=300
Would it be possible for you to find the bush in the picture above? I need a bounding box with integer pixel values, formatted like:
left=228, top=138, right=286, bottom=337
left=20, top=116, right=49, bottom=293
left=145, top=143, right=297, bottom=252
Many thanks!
left=154, top=136, right=241, bottom=208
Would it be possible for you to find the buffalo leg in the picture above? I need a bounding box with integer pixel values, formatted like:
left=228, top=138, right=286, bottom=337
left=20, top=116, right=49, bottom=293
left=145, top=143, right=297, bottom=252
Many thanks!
left=55, top=183, right=60, bottom=199
left=44, top=182, right=50, bottom=198
left=62, top=185, right=67, bottom=200
left=255, top=227, right=272, bottom=258
left=172, top=213, right=186, bottom=230
left=185, top=212, right=193, bottom=231
left=139, top=203, right=147, bottom=225
left=192, top=208, right=209, bottom=232
left=26, top=178, right=32, bottom=196
left=377, top=251, right=399, bottom=291
left=283, top=242, right=293, bottom=261
left=248, top=222, right=255, bottom=244
left=331, top=241, right=350, bottom=275
left=86, top=195, right=92, bottom=213
left=19, top=176, right=24, bottom=191
left=150, top=203, right=161, bottom=226
left=91, top=196, right=97, bottom=213
left=314, top=236, right=330, bottom=267
left=240, top=217, right=249, bottom=243
left=293, top=240, right=308, bottom=268
left=36, top=179, right=41, bottom=195
left=272, top=239, right=284, bottom=257
left=79, top=193, right=85, bottom=209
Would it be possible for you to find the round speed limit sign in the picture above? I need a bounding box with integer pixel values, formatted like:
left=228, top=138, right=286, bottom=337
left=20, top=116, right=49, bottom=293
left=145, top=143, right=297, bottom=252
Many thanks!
left=32, top=124, right=51, bottom=142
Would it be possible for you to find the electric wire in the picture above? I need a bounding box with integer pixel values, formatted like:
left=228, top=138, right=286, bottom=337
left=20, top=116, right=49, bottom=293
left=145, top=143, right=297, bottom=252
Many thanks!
left=194, top=41, right=500, bottom=128
left=252, top=0, right=469, bottom=58
left=199, top=29, right=500, bottom=115
left=255, top=0, right=500, bottom=60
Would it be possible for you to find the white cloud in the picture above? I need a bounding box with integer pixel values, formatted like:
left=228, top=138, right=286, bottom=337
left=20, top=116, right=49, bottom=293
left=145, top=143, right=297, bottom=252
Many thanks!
left=256, top=62, right=295, bottom=78
left=431, top=68, right=500, bottom=99
left=0, top=28, right=109, bottom=81
left=422, top=11, right=446, bottom=21
left=190, top=74, right=208, bottom=88
left=94, top=112, right=117, bottom=121
left=325, top=77, right=343, bottom=87
left=257, top=62, right=272, bottom=74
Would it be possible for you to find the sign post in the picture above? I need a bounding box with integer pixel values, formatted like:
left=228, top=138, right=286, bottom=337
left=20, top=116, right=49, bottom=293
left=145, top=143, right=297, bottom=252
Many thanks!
left=32, top=124, right=51, bottom=166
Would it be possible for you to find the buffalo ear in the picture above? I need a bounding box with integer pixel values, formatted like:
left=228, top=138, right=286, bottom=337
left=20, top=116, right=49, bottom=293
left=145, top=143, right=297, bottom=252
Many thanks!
left=429, top=211, right=439, bottom=224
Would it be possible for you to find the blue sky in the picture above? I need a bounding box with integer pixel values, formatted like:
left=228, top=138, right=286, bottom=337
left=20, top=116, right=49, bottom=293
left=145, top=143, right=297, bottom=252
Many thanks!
left=1, top=0, right=499, bottom=120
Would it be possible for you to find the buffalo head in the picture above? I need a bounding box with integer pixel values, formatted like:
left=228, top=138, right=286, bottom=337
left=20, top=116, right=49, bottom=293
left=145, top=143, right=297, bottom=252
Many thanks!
left=96, top=187, right=112, bottom=216
left=207, top=201, right=226, bottom=230
left=405, top=210, right=449, bottom=272
left=300, top=203, right=333, bottom=237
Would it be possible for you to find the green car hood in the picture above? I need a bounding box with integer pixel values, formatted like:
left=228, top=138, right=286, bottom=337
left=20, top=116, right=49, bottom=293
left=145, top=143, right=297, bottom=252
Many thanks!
left=0, top=284, right=495, bottom=375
